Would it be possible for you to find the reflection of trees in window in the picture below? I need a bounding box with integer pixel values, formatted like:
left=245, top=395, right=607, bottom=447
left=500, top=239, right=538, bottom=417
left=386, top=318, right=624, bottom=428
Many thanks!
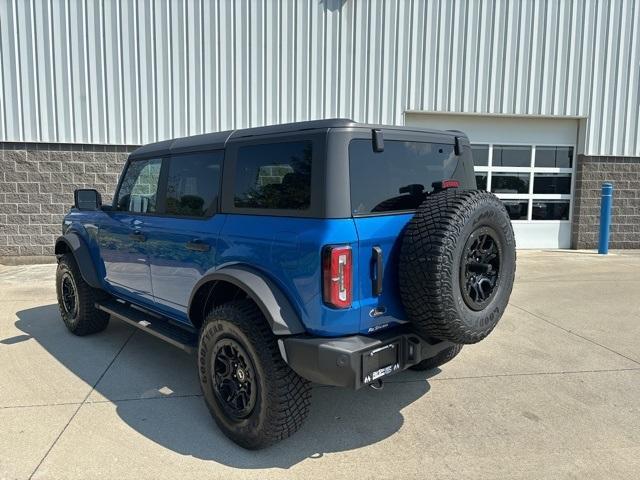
left=166, top=194, right=205, bottom=216
left=166, top=173, right=206, bottom=216
left=235, top=144, right=312, bottom=210
left=491, top=174, right=528, bottom=194
left=116, top=159, right=161, bottom=212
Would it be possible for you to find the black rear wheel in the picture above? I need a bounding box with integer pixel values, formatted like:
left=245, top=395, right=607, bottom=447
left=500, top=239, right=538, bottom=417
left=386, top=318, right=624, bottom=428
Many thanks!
left=211, top=338, right=258, bottom=420
left=198, top=300, right=311, bottom=449
left=409, top=344, right=463, bottom=371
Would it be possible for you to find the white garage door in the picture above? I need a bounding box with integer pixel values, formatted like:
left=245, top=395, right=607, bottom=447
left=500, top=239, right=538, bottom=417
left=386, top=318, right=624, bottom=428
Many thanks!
left=404, top=113, right=580, bottom=249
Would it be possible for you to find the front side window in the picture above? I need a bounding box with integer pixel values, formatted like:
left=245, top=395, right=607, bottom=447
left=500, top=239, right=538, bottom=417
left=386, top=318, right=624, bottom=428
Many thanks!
left=116, top=158, right=162, bottom=213
left=349, top=139, right=457, bottom=215
left=166, top=151, right=223, bottom=217
left=234, top=141, right=312, bottom=210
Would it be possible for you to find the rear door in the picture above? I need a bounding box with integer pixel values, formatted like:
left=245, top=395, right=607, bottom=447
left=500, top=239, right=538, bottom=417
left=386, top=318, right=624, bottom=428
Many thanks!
left=349, top=134, right=472, bottom=332
left=145, top=150, right=224, bottom=318
left=143, top=150, right=225, bottom=318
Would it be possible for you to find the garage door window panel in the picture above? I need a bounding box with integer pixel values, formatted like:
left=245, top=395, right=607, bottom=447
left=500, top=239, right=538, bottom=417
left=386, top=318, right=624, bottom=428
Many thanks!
left=491, top=173, right=530, bottom=194
left=535, top=147, right=573, bottom=168
left=492, top=145, right=532, bottom=168
left=471, top=143, right=574, bottom=224
left=533, top=173, right=572, bottom=195
left=532, top=200, right=570, bottom=220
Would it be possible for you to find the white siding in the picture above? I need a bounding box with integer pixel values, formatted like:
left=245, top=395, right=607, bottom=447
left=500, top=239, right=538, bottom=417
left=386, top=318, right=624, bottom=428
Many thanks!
left=0, top=0, right=638, bottom=156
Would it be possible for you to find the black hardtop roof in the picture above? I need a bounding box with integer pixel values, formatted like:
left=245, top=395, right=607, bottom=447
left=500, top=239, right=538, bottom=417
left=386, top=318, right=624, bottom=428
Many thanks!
left=128, top=118, right=461, bottom=159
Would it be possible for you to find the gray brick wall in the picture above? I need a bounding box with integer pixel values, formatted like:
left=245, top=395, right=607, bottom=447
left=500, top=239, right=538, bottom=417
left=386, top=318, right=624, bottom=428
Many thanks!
left=2, top=144, right=639, bottom=258
left=0, top=143, right=136, bottom=259
left=572, top=155, right=640, bottom=249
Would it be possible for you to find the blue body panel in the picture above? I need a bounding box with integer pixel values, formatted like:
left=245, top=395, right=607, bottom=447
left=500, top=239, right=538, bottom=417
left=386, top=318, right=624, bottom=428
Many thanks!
left=64, top=209, right=413, bottom=337
left=216, top=215, right=360, bottom=336
left=352, top=213, right=414, bottom=333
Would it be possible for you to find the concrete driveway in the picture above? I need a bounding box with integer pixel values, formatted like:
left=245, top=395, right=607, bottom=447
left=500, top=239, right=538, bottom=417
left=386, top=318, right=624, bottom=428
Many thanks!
left=1, top=251, right=639, bottom=480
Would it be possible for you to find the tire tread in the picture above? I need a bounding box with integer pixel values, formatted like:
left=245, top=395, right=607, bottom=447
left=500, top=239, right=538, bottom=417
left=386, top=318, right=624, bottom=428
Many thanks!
left=399, top=189, right=516, bottom=344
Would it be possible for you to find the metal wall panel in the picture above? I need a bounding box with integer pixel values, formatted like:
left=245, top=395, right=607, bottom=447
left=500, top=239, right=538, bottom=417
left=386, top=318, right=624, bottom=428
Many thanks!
left=0, top=0, right=638, bottom=156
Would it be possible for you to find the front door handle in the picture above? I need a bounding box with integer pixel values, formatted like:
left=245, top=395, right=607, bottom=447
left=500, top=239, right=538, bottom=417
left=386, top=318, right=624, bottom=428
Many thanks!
left=372, top=246, right=383, bottom=296
left=186, top=239, right=210, bottom=252
left=129, top=231, right=146, bottom=242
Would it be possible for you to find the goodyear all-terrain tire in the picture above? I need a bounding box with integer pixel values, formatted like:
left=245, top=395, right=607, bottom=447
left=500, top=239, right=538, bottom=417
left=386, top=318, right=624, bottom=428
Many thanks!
left=399, top=189, right=516, bottom=344
left=409, top=344, right=463, bottom=371
left=56, top=253, right=110, bottom=335
left=198, top=299, right=311, bottom=449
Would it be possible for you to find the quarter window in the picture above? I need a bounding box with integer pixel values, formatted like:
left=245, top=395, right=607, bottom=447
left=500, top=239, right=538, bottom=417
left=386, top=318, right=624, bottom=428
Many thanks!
left=116, top=158, right=162, bottom=213
left=234, top=141, right=312, bottom=210
left=166, top=151, right=223, bottom=217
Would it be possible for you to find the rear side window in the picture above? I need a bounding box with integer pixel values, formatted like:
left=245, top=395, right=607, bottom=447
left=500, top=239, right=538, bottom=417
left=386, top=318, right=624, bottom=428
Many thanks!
left=349, top=139, right=457, bottom=215
left=116, top=158, right=162, bottom=213
left=166, top=151, right=223, bottom=217
left=234, top=141, right=312, bottom=210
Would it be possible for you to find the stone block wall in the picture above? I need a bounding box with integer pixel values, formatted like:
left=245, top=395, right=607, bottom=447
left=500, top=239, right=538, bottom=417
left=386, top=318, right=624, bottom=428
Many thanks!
left=572, top=155, right=640, bottom=249
left=0, top=143, right=136, bottom=259
left=2, top=144, right=639, bottom=259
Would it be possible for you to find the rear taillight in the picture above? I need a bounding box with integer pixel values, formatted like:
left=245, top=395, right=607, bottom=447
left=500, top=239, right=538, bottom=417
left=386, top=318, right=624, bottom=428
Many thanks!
left=322, top=245, right=352, bottom=309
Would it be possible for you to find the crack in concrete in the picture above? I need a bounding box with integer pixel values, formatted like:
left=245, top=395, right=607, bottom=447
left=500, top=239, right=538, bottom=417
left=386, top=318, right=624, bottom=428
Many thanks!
left=27, top=329, right=137, bottom=480
left=510, top=303, right=640, bottom=366
left=385, top=367, right=640, bottom=384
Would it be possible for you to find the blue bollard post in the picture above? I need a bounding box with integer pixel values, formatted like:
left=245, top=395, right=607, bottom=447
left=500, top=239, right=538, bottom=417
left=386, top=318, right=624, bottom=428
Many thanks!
left=598, top=182, right=613, bottom=254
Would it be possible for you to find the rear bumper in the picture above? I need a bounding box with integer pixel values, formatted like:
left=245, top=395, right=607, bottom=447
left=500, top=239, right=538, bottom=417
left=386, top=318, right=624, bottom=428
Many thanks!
left=279, top=328, right=453, bottom=390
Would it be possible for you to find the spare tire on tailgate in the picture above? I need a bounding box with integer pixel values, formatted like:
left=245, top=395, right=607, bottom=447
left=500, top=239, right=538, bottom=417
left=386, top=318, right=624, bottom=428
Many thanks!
left=399, top=189, right=516, bottom=344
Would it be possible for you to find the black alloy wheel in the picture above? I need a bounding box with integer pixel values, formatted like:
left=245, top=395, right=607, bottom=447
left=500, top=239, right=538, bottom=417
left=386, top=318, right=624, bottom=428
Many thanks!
left=460, top=226, right=502, bottom=311
left=198, top=300, right=312, bottom=449
left=60, top=272, right=79, bottom=318
left=211, top=338, right=257, bottom=420
left=56, top=253, right=110, bottom=336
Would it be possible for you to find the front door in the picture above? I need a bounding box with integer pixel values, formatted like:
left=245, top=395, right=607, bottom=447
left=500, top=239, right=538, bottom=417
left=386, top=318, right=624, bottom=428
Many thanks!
left=98, top=157, right=163, bottom=301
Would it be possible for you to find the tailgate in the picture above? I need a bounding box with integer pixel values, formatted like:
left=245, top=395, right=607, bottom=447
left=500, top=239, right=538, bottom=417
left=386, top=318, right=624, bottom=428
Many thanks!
left=353, top=213, right=413, bottom=333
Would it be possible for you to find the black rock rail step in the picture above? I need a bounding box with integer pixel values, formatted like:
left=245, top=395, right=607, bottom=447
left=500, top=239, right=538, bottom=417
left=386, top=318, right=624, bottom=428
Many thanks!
left=95, top=298, right=197, bottom=354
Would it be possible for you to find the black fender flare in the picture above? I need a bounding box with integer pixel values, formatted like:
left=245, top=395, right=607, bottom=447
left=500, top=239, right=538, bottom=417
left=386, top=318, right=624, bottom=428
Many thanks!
left=54, top=233, right=102, bottom=289
left=188, top=266, right=306, bottom=336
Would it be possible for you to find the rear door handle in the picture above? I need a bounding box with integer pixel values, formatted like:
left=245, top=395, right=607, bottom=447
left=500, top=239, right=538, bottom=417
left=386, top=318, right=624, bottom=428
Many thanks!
left=129, top=231, right=146, bottom=242
left=372, top=246, right=383, bottom=296
left=186, top=239, right=210, bottom=252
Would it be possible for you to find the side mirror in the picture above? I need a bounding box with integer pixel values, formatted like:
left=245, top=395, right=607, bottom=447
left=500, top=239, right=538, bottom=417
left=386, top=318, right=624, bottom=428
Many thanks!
left=74, top=189, right=102, bottom=211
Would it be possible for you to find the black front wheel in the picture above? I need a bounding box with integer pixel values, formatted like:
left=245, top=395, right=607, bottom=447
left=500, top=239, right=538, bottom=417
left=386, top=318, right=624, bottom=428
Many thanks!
left=198, top=300, right=311, bottom=449
left=56, top=254, right=109, bottom=336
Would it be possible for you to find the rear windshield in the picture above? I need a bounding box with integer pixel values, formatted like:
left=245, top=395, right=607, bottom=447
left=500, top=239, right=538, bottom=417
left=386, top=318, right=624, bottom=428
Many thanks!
left=349, top=139, right=457, bottom=215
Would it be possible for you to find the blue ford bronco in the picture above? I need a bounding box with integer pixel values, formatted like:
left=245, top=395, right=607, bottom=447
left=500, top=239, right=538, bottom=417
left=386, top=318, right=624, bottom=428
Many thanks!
left=55, top=119, right=516, bottom=449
